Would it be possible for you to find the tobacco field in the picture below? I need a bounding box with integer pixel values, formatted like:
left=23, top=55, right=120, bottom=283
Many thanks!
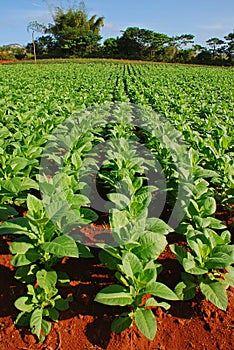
left=0, top=61, right=233, bottom=349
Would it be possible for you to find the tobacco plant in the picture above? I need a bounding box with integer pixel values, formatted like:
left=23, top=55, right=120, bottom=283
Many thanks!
left=0, top=62, right=233, bottom=343
left=95, top=211, right=178, bottom=340
left=14, top=269, right=72, bottom=342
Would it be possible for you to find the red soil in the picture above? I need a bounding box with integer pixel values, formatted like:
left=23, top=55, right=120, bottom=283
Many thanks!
left=0, top=60, right=14, bottom=64
left=0, top=221, right=233, bottom=350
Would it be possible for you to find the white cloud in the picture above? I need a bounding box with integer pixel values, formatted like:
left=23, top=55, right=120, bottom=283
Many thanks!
left=32, top=2, right=42, bottom=7
left=104, top=22, right=121, bottom=32
left=197, top=24, right=225, bottom=30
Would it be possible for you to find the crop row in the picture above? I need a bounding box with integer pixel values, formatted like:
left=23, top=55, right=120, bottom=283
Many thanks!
left=0, top=62, right=233, bottom=341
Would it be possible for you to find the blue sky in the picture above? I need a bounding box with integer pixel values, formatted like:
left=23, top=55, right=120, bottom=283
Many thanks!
left=1, top=0, right=234, bottom=47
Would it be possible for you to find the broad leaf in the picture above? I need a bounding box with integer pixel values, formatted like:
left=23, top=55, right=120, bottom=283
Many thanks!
left=14, top=296, right=34, bottom=312
left=200, top=279, right=228, bottom=311
left=30, top=308, right=43, bottom=340
left=37, top=270, right=57, bottom=290
left=135, top=308, right=157, bottom=341
left=174, top=281, right=196, bottom=300
left=94, top=285, right=133, bottom=306
left=122, top=252, right=143, bottom=279
left=107, top=193, right=130, bottom=210
left=27, top=194, right=43, bottom=214
left=146, top=218, right=171, bottom=235
left=201, top=197, right=216, bottom=216
left=143, top=282, right=179, bottom=300
left=0, top=205, right=18, bottom=221
left=11, top=249, right=41, bottom=267
left=42, top=235, right=79, bottom=258
left=111, top=315, right=132, bottom=333
left=133, top=232, right=167, bottom=260
left=54, top=297, right=71, bottom=311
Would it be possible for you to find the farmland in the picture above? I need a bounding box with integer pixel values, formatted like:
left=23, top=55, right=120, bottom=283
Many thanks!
left=0, top=61, right=234, bottom=349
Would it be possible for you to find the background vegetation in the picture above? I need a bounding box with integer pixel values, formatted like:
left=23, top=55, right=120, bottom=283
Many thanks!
left=1, top=2, right=233, bottom=65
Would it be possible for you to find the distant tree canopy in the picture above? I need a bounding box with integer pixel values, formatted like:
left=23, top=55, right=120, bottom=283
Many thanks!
left=116, top=27, right=171, bottom=59
left=47, top=6, right=104, bottom=56
left=25, top=2, right=234, bottom=65
left=27, top=2, right=104, bottom=57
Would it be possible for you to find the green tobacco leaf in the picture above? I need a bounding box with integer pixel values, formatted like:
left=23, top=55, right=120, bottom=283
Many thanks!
left=9, top=241, right=34, bottom=255
left=107, top=193, right=130, bottom=210
left=1, top=177, right=21, bottom=195
left=21, top=178, right=39, bottom=191
left=183, top=258, right=208, bottom=275
left=15, top=311, right=31, bottom=327
left=97, top=244, right=122, bottom=260
left=30, top=308, right=43, bottom=340
left=146, top=218, right=171, bottom=235
left=45, top=200, right=70, bottom=223
left=205, top=252, right=233, bottom=269
left=27, top=194, right=43, bottom=214
left=135, top=308, right=157, bottom=341
left=143, top=282, right=179, bottom=300
left=144, top=297, right=161, bottom=307
left=169, top=244, right=189, bottom=265
left=111, top=315, right=132, bottom=333
left=80, top=207, right=99, bottom=223
left=0, top=218, right=30, bottom=235
left=0, top=126, right=11, bottom=138
left=110, top=209, right=129, bottom=230
left=133, top=232, right=167, bottom=260
left=201, top=197, right=216, bottom=216
left=42, top=235, right=79, bottom=258
left=76, top=243, right=93, bottom=258
left=115, top=271, right=129, bottom=287
left=138, top=268, right=157, bottom=285
left=68, top=194, right=90, bottom=208
left=40, top=319, right=52, bottom=342
left=174, top=281, right=196, bottom=300
left=14, top=296, right=34, bottom=312
left=208, top=218, right=226, bottom=230
left=94, top=285, right=133, bottom=306
left=10, top=158, right=29, bottom=173
left=122, top=252, right=143, bottom=279
left=175, top=222, right=193, bottom=235
left=11, top=249, right=41, bottom=267
left=54, top=297, right=71, bottom=311
left=194, top=168, right=219, bottom=179
left=224, top=266, right=234, bottom=287
left=0, top=205, right=18, bottom=221
left=48, top=308, right=59, bottom=322
left=193, top=179, right=209, bottom=198
left=14, top=264, right=38, bottom=283
left=221, top=231, right=232, bottom=244
left=37, top=270, right=57, bottom=290
left=71, top=151, right=82, bottom=169
left=200, top=279, right=228, bottom=311
left=212, top=245, right=234, bottom=260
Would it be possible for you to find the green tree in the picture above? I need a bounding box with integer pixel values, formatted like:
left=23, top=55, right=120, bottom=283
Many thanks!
left=206, top=37, right=225, bottom=58
left=171, top=34, right=195, bottom=48
left=47, top=5, right=104, bottom=56
left=27, top=3, right=104, bottom=57
left=117, top=27, right=170, bottom=59
left=26, top=36, right=57, bottom=56
left=102, top=38, right=119, bottom=57
left=224, top=31, right=234, bottom=64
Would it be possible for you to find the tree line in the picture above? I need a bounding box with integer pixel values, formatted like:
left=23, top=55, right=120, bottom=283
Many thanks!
left=10, top=3, right=234, bottom=65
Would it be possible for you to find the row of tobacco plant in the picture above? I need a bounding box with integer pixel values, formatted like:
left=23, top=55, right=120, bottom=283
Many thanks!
left=0, top=102, right=233, bottom=342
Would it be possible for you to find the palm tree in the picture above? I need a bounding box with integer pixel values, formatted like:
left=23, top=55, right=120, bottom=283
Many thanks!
left=88, top=15, right=104, bottom=34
